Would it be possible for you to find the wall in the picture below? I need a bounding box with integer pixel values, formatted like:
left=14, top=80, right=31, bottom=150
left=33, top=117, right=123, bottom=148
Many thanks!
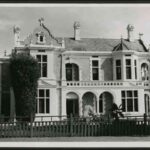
left=63, top=54, right=113, bottom=81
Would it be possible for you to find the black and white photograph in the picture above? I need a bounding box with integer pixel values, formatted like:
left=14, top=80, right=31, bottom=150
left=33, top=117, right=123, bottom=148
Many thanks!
left=0, top=3, right=150, bottom=147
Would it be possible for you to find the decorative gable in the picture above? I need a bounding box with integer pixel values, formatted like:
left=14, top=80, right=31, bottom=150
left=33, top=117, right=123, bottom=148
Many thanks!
left=21, top=18, right=64, bottom=49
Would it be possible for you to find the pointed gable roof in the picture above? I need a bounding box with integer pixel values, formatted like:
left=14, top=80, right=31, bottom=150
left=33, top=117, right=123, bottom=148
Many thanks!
left=113, top=38, right=130, bottom=51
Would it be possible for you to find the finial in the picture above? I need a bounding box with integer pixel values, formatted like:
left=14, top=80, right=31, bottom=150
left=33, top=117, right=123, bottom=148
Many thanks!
left=39, top=17, right=44, bottom=26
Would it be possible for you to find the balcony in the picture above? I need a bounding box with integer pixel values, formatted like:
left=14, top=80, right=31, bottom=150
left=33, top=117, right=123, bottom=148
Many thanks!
left=62, top=81, right=150, bottom=88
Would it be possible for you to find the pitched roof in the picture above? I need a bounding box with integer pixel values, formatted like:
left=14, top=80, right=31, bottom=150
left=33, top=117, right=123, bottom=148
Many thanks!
left=63, top=37, right=148, bottom=52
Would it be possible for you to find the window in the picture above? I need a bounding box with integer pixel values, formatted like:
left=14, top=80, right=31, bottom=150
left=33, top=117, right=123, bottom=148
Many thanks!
left=134, top=60, right=137, bottom=79
left=92, top=60, right=99, bottom=80
left=116, top=60, right=121, bottom=80
left=40, top=35, right=44, bottom=42
left=36, top=55, right=47, bottom=77
left=121, top=90, right=138, bottom=112
left=37, top=32, right=45, bottom=44
left=66, top=63, right=79, bottom=81
left=36, top=89, right=50, bottom=114
left=126, top=59, right=132, bottom=79
left=141, top=63, right=149, bottom=80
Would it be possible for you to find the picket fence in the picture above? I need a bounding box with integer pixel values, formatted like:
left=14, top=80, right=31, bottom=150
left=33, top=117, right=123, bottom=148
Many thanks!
left=0, top=115, right=150, bottom=138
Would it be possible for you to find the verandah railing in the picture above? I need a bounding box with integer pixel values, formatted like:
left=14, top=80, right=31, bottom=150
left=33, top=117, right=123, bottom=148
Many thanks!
left=0, top=114, right=150, bottom=138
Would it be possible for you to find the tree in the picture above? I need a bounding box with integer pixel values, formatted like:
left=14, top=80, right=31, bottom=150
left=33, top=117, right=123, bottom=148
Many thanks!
left=10, top=52, right=40, bottom=122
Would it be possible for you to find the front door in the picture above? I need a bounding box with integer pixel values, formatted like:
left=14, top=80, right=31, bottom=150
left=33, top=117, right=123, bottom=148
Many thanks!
left=66, top=99, right=79, bottom=117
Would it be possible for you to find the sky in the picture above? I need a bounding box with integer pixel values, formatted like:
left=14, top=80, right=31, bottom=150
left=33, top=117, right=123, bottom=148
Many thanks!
left=1, top=4, right=150, bottom=55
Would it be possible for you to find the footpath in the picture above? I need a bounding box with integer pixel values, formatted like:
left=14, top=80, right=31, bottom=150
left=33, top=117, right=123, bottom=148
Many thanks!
left=0, top=136, right=150, bottom=147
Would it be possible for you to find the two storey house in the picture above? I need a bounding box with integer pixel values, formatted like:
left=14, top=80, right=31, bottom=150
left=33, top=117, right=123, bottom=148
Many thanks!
left=0, top=18, right=150, bottom=121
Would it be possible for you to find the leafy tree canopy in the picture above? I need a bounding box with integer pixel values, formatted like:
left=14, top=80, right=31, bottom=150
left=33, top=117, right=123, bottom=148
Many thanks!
left=10, top=52, right=40, bottom=122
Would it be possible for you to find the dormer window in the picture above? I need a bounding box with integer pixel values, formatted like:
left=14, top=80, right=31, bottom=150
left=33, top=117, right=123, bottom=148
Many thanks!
left=40, top=35, right=44, bottom=42
left=37, top=32, right=45, bottom=44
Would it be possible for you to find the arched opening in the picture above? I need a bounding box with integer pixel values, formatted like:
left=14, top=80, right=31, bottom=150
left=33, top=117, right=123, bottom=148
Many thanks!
left=99, top=92, right=113, bottom=115
left=66, top=92, right=79, bottom=117
left=141, top=63, right=149, bottom=81
left=66, top=63, right=79, bottom=81
left=145, top=94, right=150, bottom=114
left=82, top=92, right=96, bottom=117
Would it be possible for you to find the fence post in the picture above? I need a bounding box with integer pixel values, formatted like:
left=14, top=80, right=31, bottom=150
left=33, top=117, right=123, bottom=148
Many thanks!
left=30, top=113, right=33, bottom=138
left=70, top=114, right=73, bottom=137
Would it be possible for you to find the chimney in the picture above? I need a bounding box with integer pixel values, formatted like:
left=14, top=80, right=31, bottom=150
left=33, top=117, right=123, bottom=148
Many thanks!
left=13, top=25, right=21, bottom=47
left=74, top=21, right=80, bottom=40
left=127, top=24, right=134, bottom=42
left=139, top=33, right=143, bottom=40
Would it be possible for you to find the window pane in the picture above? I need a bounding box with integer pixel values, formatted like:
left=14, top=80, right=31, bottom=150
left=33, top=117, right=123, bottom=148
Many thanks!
left=122, top=99, right=126, bottom=112
left=39, top=98, right=44, bottom=113
left=127, top=99, right=133, bottom=112
left=43, top=55, right=47, bottom=62
left=37, top=55, right=41, bottom=62
left=134, top=91, right=138, bottom=97
left=135, top=67, right=137, bottom=79
left=39, top=89, right=44, bottom=97
left=134, top=98, right=138, bottom=112
left=66, top=68, right=72, bottom=81
left=46, top=90, right=49, bottom=97
left=93, top=68, right=99, bottom=80
left=121, top=91, right=125, bottom=98
left=40, top=36, right=43, bottom=42
left=73, top=65, right=79, bottom=81
left=92, top=60, right=98, bottom=67
left=126, top=59, right=131, bottom=65
left=126, top=67, right=131, bottom=79
left=66, top=64, right=72, bottom=68
left=134, top=60, right=137, bottom=66
left=116, top=67, right=121, bottom=79
left=46, top=99, right=49, bottom=113
left=116, top=60, right=121, bottom=66
left=42, top=63, right=47, bottom=77
left=127, top=91, right=132, bottom=97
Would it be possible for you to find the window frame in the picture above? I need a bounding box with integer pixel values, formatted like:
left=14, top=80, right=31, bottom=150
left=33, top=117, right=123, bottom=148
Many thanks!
left=92, top=59, right=99, bottom=81
left=116, top=59, right=122, bottom=80
left=121, top=90, right=138, bottom=112
left=36, top=89, right=50, bottom=114
left=66, top=63, right=79, bottom=81
left=125, top=59, right=132, bottom=79
left=36, top=54, right=48, bottom=78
